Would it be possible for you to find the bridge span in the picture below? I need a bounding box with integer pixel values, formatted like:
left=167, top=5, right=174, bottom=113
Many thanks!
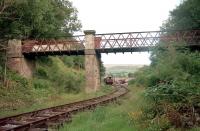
left=6, top=30, right=200, bottom=92
left=22, top=30, right=200, bottom=56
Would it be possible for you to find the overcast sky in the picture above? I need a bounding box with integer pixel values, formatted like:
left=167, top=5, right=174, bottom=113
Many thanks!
left=71, top=0, right=180, bottom=65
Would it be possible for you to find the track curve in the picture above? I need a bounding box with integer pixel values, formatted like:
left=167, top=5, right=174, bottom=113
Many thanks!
left=0, top=86, right=128, bottom=131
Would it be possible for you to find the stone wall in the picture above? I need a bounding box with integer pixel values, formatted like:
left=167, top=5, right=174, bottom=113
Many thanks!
left=7, top=35, right=101, bottom=92
left=84, top=30, right=101, bottom=93
left=7, top=39, right=35, bottom=78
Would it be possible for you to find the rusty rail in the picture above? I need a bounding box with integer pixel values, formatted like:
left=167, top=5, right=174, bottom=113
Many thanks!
left=0, top=87, right=128, bottom=131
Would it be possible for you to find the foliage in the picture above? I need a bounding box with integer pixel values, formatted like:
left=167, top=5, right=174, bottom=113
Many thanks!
left=35, top=67, right=48, bottom=79
left=133, top=0, right=200, bottom=128
left=0, top=73, right=113, bottom=117
left=128, top=72, right=134, bottom=78
left=99, top=59, right=106, bottom=79
left=106, top=65, right=142, bottom=78
left=0, top=55, right=87, bottom=116
left=133, top=44, right=200, bottom=127
left=0, top=71, right=35, bottom=113
left=33, top=79, right=51, bottom=89
left=162, top=0, right=200, bottom=30
left=60, top=85, right=174, bottom=131
left=60, top=86, right=139, bottom=131
left=61, top=56, right=84, bottom=69
left=35, top=56, right=85, bottom=93
left=0, top=0, right=81, bottom=39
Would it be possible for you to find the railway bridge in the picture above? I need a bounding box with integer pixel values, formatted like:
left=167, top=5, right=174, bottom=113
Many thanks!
left=7, top=30, right=200, bottom=92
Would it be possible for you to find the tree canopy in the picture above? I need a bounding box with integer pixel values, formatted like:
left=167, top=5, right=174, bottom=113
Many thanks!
left=162, top=0, right=200, bottom=30
left=0, top=0, right=81, bottom=39
left=133, top=0, right=200, bottom=128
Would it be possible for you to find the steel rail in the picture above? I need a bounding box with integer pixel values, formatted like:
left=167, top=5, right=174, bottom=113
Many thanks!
left=0, top=86, right=128, bottom=131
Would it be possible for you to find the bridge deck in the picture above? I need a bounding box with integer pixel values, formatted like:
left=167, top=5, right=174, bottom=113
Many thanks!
left=22, top=30, right=200, bottom=56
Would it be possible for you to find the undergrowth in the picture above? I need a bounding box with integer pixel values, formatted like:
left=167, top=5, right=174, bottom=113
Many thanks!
left=60, top=85, right=171, bottom=131
left=60, top=85, right=144, bottom=131
left=133, top=43, right=200, bottom=129
left=0, top=55, right=101, bottom=117
left=60, top=84, right=200, bottom=131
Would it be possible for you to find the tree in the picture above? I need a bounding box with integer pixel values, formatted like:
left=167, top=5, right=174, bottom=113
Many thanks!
left=162, top=0, right=200, bottom=30
left=128, top=72, right=134, bottom=78
left=0, top=0, right=13, bottom=15
left=139, top=0, right=200, bottom=128
left=73, top=56, right=84, bottom=69
left=100, top=60, right=106, bottom=79
left=0, top=0, right=81, bottom=39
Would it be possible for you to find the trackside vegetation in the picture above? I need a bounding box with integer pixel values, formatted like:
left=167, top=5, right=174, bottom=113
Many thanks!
left=0, top=0, right=199, bottom=130
left=0, top=0, right=106, bottom=118
left=60, top=86, right=149, bottom=131
left=0, top=56, right=83, bottom=117
left=0, top=55, right=111, bottom=117
left=0, top=0, right=88, bottom=117
left=133, top=44, right=200, bottom=129
left=61, top=0, right=200, bottom=130
left=132, top=0, right=200, bottom=129
left=0, top=0, right=81, bottom=39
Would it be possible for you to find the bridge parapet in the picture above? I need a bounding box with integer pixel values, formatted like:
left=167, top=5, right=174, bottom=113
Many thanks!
left=95, top=30, right=200, bottom=53
left=7, top=29, right=200, bottom=92
left=21, top=30, right=200, bottom=55
left=22, top=36, right=85, bottom=56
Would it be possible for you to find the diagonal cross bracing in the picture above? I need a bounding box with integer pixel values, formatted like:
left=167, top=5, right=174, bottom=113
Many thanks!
left=22, top=30, right=200, bottom=55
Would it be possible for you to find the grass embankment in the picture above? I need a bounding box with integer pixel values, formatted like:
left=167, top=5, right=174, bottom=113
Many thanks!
left=60, top=85, right=148, bottom=131
left=105, top=65, right=143, bottom=77
left=60, top=84, right=200, bottom=131
left=0, top=85, right=112, bottom=118
left=0, top=56, right=112, bottom=118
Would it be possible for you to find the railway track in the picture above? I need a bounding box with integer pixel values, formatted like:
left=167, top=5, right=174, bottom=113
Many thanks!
left=0, top=86, right=128, bottom=131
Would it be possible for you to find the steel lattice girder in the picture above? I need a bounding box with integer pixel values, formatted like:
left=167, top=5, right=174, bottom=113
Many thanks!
left=95, top=30, right=200, bottom=49
left=22, top=30, right=200, bottom=55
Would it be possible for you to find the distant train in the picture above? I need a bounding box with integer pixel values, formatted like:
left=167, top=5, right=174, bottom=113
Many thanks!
left=104, top=76, right=114, bottom=85
left=104, top=76, right=127, bottom=85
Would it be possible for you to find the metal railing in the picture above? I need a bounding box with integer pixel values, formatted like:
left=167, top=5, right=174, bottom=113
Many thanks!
left=95, top=30, right=200, bottom=49
left=21, top=30, right=200, bottom=54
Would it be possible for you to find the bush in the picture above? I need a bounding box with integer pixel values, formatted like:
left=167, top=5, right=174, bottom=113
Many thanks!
left=0, top=55, right=86, bottom=114
left=35, top=67, right=48, bottom=78
left=33, top=79, right=50, bottom=89
left=35, top=56, right=85, bottom=93
left=134, top=44, right=200, bottom=128
left=7, top=71, right=29, bottom=88
left=61, top=56, right=75, bottom=67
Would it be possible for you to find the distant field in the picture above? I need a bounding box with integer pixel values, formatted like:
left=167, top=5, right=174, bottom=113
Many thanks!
left=104, top=64, right=144, bottom=77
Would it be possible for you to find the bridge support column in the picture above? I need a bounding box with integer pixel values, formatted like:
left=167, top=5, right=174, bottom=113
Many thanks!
left=7, top=39, right=35, bottom=78
left=84, top=30, right=101, bottom=93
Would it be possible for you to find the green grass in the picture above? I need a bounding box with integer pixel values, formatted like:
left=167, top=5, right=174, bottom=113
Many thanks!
left=0, top=56, right=112, bottom=118
left=105, top=65, right=143, bottom=77
left=0, top=85, right=113, bottom=118
left=60, top=85, right=148, bottom=131
left=60, top=84, right=200, bottom=131
left=0, top=56, right=87, bottom=117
